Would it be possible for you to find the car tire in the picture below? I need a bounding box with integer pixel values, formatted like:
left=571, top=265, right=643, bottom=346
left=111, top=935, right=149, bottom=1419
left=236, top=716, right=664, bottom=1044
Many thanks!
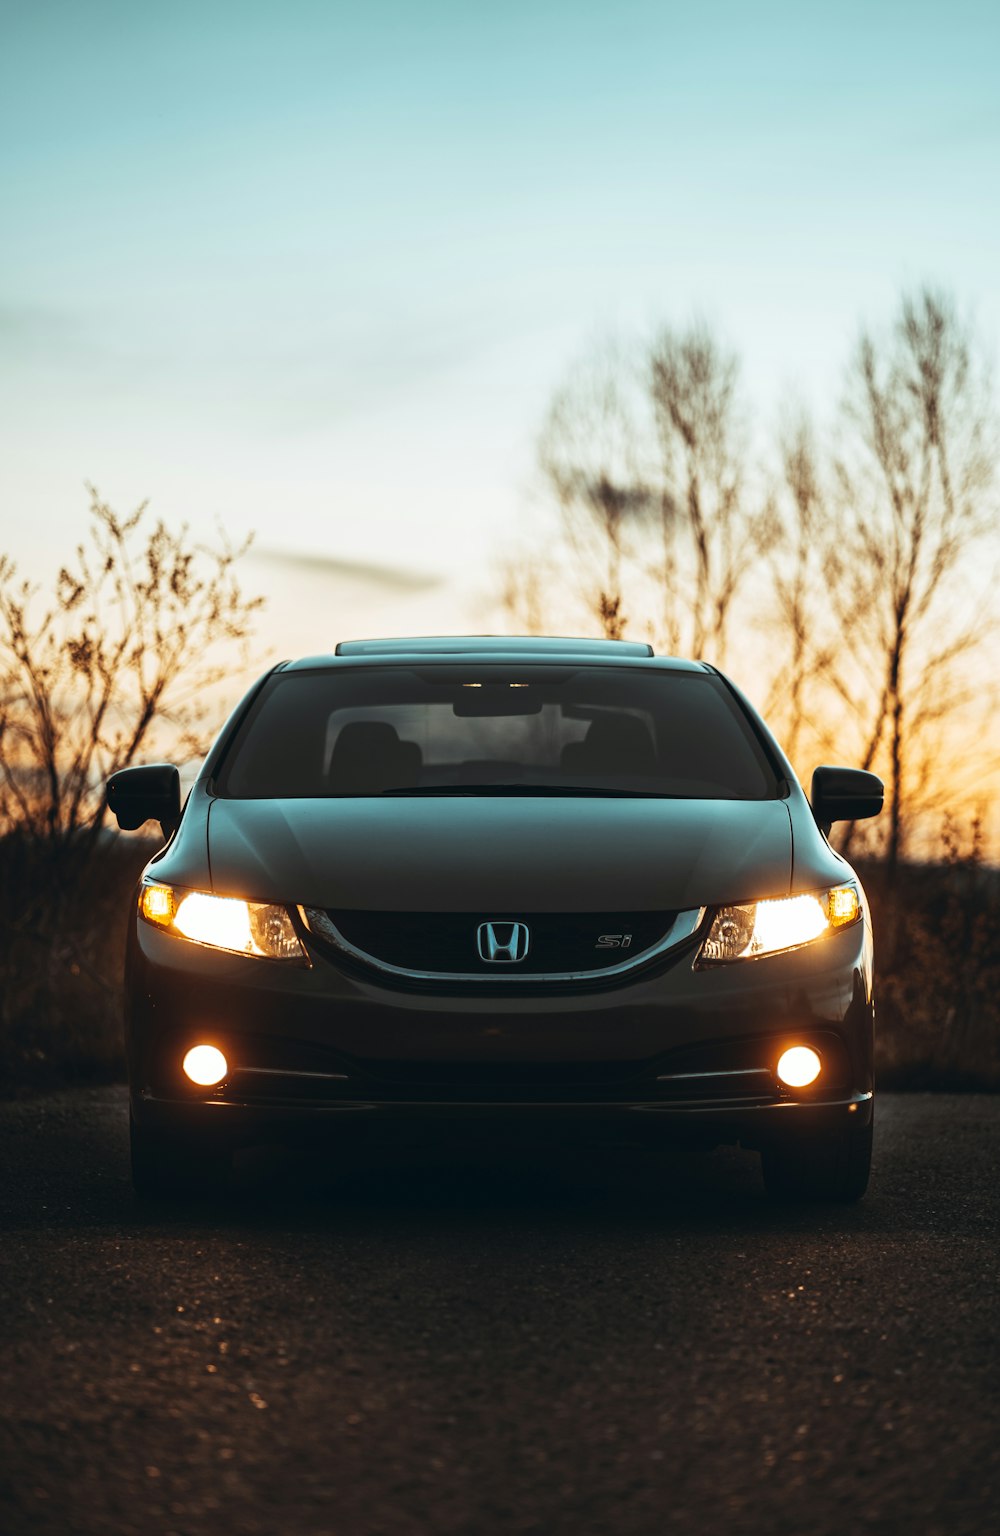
left=130, top=1111, right=230, bottom=1200
left=760, top=1115, right=873, bottom=1202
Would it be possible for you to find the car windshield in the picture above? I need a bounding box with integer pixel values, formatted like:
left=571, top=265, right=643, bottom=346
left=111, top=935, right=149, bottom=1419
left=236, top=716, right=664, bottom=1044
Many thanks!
left=217, top=665, right=778, bottom=800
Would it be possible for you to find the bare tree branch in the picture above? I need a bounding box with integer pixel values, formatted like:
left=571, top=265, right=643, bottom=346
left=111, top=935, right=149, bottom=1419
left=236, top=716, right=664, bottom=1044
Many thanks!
left=0, top=488, right=264, bottom=853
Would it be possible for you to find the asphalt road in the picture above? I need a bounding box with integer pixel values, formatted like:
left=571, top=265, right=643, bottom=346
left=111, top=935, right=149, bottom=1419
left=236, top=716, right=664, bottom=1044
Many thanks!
left=1, top=1091, right=998, bottom=1536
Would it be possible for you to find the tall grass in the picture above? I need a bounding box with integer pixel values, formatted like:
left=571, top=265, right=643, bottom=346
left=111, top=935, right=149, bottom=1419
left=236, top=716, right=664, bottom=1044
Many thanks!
left=0, top=833, right=156, bottom=1095
left=858, top=842, right=1000, bottom=1090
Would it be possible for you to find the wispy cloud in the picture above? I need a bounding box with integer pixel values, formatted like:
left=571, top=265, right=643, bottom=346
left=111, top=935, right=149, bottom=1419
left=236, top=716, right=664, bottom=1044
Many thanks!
left=0, top=303, right=84, bottom=349
left=248, top=545, right=441, bottom=592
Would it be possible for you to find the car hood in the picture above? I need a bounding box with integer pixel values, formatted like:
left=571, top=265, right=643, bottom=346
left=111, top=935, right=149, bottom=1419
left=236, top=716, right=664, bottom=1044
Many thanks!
left=206, top=796, right=793, bottom=913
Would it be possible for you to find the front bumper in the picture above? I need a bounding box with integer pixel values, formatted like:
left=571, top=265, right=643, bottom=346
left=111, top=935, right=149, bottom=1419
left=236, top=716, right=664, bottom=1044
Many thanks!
left=135, top=1088, right=873, bottom=1159
left=126, top=913, right=875, bottom=1152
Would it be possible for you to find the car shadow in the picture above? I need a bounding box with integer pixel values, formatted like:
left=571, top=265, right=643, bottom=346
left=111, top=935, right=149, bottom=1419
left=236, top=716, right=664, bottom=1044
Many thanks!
left=129, top=1130, right=879, bottom=1240
left=1, top=1088, right=900, bottom=1239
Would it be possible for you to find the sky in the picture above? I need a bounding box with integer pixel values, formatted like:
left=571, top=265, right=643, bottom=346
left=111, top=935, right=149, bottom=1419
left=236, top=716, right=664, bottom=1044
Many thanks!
left=1, top=0, right=999, bottom=656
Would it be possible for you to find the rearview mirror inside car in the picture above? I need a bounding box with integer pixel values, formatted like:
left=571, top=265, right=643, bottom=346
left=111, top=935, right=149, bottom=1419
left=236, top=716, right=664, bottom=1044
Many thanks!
left=452, top=685, right=543, bottom=716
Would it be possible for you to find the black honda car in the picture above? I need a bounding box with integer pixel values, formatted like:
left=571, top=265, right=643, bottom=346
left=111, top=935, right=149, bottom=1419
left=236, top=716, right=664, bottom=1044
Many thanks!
left=107, top=636, right=883, bottom=1200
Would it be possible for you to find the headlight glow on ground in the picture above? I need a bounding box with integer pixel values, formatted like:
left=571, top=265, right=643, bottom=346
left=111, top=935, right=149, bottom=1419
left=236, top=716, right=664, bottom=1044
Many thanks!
left=182, top=1044, right=229, bottom=1086
left=776, top=1046, right=822, bottom=1087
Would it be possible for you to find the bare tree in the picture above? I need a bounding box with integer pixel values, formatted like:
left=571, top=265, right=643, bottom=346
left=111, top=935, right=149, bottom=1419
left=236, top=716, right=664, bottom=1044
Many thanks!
left=521, top=296, right=997, bottom=876
left=761, top=413, right=840, bottom=769
left=0, top=486, right=264, bottom=855
left=829, top=289, right=997, bottom=878
left=496, top=551, right=551, bottom=637
left=537, top=343, right=651, bottom=639
left=648, top=324, right=767, bottom=662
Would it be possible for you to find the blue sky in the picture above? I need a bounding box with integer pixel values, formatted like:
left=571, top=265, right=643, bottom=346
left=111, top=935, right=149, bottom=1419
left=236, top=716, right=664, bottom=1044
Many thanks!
left=2, top=0, right=998, bottom=641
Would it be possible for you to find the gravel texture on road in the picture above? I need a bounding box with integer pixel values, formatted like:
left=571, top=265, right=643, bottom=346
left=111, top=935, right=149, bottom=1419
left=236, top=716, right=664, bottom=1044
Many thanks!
left=0, top=1090, right=998, bottom=1536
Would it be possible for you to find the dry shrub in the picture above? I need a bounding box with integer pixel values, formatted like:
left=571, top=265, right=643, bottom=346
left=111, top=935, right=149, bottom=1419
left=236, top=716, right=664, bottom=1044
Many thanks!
left=860, top=821, right=1000, bottom=1089
left=0, top=489, right=263, bottom=1095
left=0, top=832, right=156, bottom=1093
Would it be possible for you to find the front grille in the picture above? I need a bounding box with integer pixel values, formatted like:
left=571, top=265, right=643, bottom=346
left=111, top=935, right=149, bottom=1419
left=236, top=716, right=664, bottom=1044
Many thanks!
left=318, top=909, right=678, bottom=977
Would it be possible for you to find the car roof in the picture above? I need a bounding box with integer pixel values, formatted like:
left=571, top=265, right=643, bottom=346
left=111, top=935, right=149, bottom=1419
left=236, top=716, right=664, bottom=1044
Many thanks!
left=277, top=637, right=710, bottom=672
left=335, top=636, right=654, bottom=657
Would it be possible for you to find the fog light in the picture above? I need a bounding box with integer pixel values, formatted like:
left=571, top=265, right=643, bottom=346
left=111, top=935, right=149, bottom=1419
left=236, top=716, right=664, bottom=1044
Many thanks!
left=182, top=1044, right=228, bottom=1086
left=776, top=1046, right=821, bottom=1087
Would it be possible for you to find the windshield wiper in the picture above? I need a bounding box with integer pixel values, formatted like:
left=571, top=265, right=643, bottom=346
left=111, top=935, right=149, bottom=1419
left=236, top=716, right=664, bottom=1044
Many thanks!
left=379, top=784, right=675, bottom=798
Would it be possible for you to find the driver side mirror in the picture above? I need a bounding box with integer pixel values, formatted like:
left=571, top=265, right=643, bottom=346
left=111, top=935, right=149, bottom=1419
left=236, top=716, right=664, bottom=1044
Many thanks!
left=106, top=763, right=181, bottom=839
left=810, top=766, right=884, bottom=836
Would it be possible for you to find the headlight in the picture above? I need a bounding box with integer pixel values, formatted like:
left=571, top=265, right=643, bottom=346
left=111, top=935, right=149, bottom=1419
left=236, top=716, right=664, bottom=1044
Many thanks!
left=698, top=885, right=860, bottom=964
left=139, top=882, right=306, bottom=961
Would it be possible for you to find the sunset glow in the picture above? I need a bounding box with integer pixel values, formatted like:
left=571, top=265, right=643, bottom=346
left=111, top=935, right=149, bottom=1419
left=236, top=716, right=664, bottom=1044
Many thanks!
left=2, top=3, right=997, bottom=608
left=2, top=3, right=998, bottom=851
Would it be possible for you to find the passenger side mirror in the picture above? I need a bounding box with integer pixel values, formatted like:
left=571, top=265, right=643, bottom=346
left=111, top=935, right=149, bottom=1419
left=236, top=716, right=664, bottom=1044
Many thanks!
left=106, top=763, right=181, bottom=838
left=810, top=766, right=884, bottom=836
